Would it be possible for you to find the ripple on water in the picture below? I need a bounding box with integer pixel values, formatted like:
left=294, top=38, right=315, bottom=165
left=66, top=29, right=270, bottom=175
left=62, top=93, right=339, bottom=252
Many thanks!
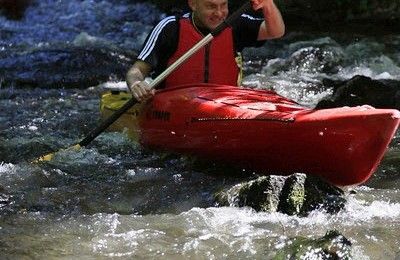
left=1, top=193, right=400, bottom=259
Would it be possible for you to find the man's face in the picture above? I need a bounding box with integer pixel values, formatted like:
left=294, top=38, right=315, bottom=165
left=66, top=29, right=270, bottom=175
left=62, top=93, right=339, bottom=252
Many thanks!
left=189, top=0, right=229, bottom=30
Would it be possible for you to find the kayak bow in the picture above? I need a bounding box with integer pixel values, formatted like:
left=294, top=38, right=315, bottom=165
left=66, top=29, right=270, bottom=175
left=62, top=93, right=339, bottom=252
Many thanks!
left=101, top=83, right=400, bottom=186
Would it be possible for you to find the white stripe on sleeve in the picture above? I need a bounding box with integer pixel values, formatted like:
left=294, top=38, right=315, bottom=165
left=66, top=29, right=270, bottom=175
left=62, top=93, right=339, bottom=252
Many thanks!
left=138, top=16, right=177, bottom=61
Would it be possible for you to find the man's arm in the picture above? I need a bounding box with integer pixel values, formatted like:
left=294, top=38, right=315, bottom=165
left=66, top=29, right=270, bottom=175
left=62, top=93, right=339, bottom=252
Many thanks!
left=126, top=60, right=154, bottom=102
left=252, top=0, right=285, bottom=40
left=125, top=16, right=178, bottom=102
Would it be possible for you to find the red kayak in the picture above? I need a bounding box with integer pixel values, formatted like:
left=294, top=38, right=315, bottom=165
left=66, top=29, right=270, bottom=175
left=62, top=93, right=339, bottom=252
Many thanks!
left=101, top=83, right=400, bottom=186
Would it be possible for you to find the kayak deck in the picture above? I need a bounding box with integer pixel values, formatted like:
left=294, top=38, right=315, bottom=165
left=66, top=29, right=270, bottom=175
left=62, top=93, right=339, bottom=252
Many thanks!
left=100, top=84, right=400, bottom=186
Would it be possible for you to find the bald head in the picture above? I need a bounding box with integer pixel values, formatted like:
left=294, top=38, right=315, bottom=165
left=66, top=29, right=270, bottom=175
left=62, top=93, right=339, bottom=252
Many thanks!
left=188, top=0, right=229, bottom=30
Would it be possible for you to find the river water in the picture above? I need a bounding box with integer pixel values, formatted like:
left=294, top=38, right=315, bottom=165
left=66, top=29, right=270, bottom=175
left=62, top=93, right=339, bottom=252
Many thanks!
left=1, top=1, right=400, bottom=259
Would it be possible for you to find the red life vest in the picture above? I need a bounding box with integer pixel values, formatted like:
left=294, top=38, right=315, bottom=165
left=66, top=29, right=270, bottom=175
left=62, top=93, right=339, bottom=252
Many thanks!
left=164, top=18, right=239, bottom=88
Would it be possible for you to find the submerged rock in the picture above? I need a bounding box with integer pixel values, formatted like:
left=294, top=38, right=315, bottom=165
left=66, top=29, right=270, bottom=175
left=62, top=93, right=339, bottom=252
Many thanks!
left=0, top=137, right=61, bottom=163
left=214, top=173, right=346, bottom=215
left=316, top=75, right=400, bottom=109
left=0, top=44, right=135, bottom=88
left=273, top=230, right=352, bottom=260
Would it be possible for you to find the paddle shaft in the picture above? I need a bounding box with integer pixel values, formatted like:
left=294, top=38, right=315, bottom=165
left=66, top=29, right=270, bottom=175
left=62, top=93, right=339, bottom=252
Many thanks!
left=78, top=2, right=252, bottom=147
left=68, top=3, right=251, bottom=150
left=79, top=97, right=137, bottom=146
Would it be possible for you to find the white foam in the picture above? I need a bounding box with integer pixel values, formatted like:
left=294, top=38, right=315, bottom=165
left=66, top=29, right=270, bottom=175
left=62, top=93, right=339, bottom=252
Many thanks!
left=0, top=162, right=15, bottom=174
left=99, top=81, right=128, bottom=91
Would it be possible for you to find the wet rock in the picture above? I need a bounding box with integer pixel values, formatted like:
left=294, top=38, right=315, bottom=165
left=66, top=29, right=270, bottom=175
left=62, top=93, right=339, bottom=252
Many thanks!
left=0, top=44, right=136, bottom=88
left=301, top=175, right=346, bottom=215
left=214, top=175, right=286, bottom=212
left=0, top=0, right=31, bottom=20
left=277, top=173, right=307, bottom=215
left=288, top=46, right=344, bottom=74
left=273, top=230, right=352, bottom=260
left=0, top=136, right=63, bottom=163
left=316, top=75, right=400, bottom=109
left=263, top=45, right=344, bottom=76
left=215, top=173, right=346, bottom=215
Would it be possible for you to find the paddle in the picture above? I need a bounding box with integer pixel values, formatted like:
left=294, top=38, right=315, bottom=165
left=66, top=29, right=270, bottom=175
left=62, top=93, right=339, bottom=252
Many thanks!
left=35, top=1, right=252, bottom=162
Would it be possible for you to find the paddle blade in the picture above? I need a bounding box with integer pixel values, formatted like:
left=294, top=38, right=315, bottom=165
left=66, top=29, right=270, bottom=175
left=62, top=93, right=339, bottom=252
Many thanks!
left=33, top=144, right=82, bottom=163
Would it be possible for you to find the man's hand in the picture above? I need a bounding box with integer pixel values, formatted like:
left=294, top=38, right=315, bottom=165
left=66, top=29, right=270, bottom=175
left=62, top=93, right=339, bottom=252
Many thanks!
left=126, top=60, right=153, bottom=102
left=128, top=80, right=155, bottom=102
left=251, top=0, right=272, bottom=10
left=251, top=0, right=285, bottom=40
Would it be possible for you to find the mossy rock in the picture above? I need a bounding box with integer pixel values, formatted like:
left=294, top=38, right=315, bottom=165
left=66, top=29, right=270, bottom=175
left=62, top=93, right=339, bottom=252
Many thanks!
left=273, top=230, right=352, bottom=260
left=215, top=175, right=287, bottom=212
left=214, top=173, right=346, bottom=215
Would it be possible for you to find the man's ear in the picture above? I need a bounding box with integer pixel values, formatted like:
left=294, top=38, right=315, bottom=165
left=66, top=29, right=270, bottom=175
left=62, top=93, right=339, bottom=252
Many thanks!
left=188, top=0, right=196, bottom=11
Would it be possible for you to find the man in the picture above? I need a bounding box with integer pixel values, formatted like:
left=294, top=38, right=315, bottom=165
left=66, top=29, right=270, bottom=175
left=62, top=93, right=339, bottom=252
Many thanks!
left=126, top=0, right=285, bottom=102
